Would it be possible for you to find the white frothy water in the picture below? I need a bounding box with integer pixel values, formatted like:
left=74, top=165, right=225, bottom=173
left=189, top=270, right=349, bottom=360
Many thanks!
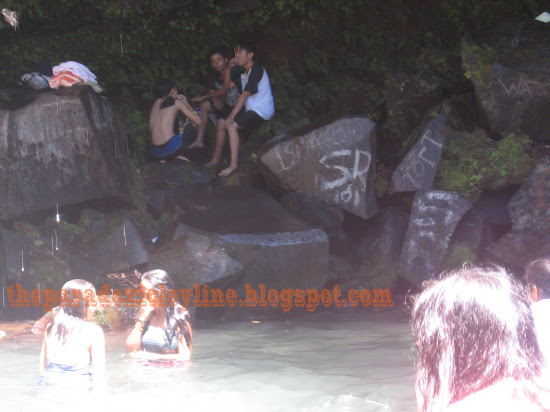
left=0, top=311, right=416, bottom=411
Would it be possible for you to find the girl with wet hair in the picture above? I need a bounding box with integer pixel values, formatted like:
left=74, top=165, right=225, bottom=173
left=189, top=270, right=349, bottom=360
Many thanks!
left=39, top=279, right=105, bottom=389
left=126, top=269, right=192, bottom=363
left=411, top=265, right=550, bottom=412
left=525, top=258, right=550, bottom=374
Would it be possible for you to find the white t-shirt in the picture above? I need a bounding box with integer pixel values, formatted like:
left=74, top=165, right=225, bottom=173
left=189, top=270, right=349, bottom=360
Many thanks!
left=241, top=64, right=275, bottom=120
left=532, top=299, right=550, bottom=374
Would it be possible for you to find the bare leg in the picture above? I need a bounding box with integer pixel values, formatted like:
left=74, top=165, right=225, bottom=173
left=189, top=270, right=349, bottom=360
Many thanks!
left=218, top=121, right=240, bottom=177
left=205, top=119, right=227, bottom=167
left=176, top=154, right=190, bottom=162
left=188, top=100, right=212, bottom=148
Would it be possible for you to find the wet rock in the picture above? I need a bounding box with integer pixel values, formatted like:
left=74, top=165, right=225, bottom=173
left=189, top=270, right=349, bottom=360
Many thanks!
left=448, top=208, right=495, bottom=257
left=280, top=192, right=344, bottom=240
left=0, top=229, right=25, bottom=281
left=474, top=191, right=513, bottom=226
left=0, top=91, right=136, bottom=220
left=260, top=117, right=378, bottom=219
left=486, top=229, right=550, bottom=275
left=173, top=186, right=331, bottom=290
left=401, top=191, right=473, bottom=285
left=217, top=228, right=329, bottom=290
left=392, top=114, right=447, bottom=192
left=147, top=223, right=244, bottom=288
left=508, top=156, right=550, bottom=232
left=69, top=217, right=149, bottom=278
left=351, top=206, right=409, bottom=266
left=463, top=19, right=550, bottom=141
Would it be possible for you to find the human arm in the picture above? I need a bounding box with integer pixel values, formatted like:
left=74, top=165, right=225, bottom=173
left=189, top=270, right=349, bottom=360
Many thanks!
left=225, top=91, right=250, bottom=129
left=175, top=96, right=201, bottom=127
left=211, top=96, right=223, bottom=110
left=39, top=331, right=48, bottom=375
left=192, top=66, right=236, bottom=103
left=90, top=325, right=105, bottom=381
left=126, top=303, right=154, bottom=353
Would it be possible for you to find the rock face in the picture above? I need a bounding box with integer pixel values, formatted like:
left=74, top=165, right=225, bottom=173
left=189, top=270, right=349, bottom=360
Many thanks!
left=508, top=156, right=550, bottom=232
left=217, top=229, right=329, bottom=290
left=0, top=229, right=25, bottom=281
left=449, top=209, right=495, bottom=256
left=351, top=206, right=409, bottom=266
left=260, top=117, right=378, bottom=219
left=147, top=224, right=244, bottom=288
left=487, top=230, right=550, bottom=275
left=463, top=19, right=550, bottom=141
left=0, top=89, right=136, bottom=220
left=280, top=192, right=344, bottom=240
left=401, top=191, right=472, bottom=285
left=392, top=114, right=446, bottom=192
left=175, top=186, right=331, bottom=290
left=69, top=217, right=149, bottom=278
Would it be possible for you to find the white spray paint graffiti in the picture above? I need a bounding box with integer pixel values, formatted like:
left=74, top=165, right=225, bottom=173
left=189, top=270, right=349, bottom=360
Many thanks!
left=399, top=129, right=443, bottom=187
left=498, top=76, right=550, bottom=97
left=273, top=142, right=302, bottom=172
left=318, top=148, right=372, bottom=207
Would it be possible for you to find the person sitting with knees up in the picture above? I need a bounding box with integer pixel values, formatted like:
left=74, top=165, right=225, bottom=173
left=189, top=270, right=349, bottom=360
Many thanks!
left=188, top=47, right=241, bottom=149
left=149, top=78, right=201, bottom=163
left=39, top=279, right=104, bottom=390
left=525, top=258, right=550, bottom=375
left=205, top=40, right=274, bottom=177
left=126, top=269, right=192, bottom=364
left=411, top=265, right=550, bottom=412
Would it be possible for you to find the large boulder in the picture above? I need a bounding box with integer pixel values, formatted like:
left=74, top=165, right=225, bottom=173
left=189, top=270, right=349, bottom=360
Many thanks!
left=463, top=19, right=550, bottom=141
left=279, top=192, right=344, bottom=240
left=508, top=156, right=550, bottom=232
left=260, top=117, right=378, bottom=219
left=351, top=206, right=409, bottom=266
left=0, top=89, right=136, bottom=220
left=392, top=114, right=447, bottom=192
left=175, top=186, right=331, bottom=290
left=69, top=215, right=149, bottom=278
left=147, top=223, right=244, bottom=288
left=401, top=191, right=473, bottom=285
left=487, top=229, right=550, bottom=275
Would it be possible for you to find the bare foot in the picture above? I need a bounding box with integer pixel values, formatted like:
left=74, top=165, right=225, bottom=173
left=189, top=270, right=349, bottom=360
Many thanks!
left=204, top=160, right=219, bottom=168
left=176, top=155, right=191, bottom=162
left=218, top=166, right=237, bottom=177
left=187, top=140, right=204, bottom=149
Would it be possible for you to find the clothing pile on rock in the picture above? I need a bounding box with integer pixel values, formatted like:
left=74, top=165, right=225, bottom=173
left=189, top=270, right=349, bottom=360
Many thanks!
left=21, top=61, right=103, bottom=92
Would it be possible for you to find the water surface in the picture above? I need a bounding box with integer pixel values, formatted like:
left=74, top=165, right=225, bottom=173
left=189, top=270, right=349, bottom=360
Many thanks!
left=0, top=310, right=416, bottom=411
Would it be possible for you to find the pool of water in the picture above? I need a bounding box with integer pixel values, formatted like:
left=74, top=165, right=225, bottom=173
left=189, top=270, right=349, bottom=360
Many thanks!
left=0, top=310, right=416, bottom=411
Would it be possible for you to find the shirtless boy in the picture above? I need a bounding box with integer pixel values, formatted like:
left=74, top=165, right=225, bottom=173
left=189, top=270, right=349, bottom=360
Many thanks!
left=205, top=41, right=275, bottom=176
left=149, top=78, right=201, bottom=162
left=188, top=48, right=241, bottom=149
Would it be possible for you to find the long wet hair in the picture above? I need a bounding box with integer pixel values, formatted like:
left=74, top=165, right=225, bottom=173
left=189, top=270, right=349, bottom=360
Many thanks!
left=410, top=265, right=542, bottom=412
left=142, top=270, right=192, bottom=350
left=48, top=279, right=95, bottom=345
left=525, top=258, right=550, bottom=298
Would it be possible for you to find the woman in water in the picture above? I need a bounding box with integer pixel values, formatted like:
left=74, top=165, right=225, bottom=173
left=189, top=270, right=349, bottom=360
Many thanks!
left=126, top=269, right=192, bottom=362
left=411, top=265, right=550, bottom=411
left=525, top=258, right=550, bottom=373
left=39, top=279, right=105, bottom=389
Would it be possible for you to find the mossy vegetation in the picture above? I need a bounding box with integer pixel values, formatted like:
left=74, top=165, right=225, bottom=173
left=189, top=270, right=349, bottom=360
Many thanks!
left=434, top=130, right=533, bottom=201
left=439, top=242, right=478, bottom=272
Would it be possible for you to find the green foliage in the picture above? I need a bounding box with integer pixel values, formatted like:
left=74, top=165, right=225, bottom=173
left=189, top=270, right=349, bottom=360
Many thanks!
left=126, top=108, right=149, bottom=167
left=435, top=130, right=533, bottom=201
left=0, top=0, right=545, bottom=152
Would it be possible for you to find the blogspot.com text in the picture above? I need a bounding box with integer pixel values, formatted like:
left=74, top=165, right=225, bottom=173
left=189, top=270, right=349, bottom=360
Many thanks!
left=6, top=284, right=394, bottom=312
